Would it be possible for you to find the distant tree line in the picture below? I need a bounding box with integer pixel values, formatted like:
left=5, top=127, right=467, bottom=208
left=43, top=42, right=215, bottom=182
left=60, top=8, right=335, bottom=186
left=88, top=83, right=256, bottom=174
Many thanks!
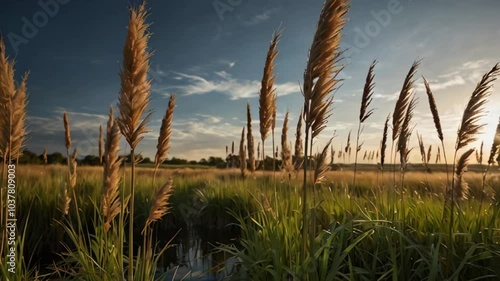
left=8, top=150, right=227, bottom=168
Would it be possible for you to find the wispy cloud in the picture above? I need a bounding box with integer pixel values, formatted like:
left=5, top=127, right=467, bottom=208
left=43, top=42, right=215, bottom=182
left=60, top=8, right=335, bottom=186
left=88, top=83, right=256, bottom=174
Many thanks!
left=461, top=59, right=490, bottom=70
left=167, top=71, right=300, bottom=100
left=244, top=9, right=273, bottom=26
left=29, top=110, right=107, bottom=135
left=423, top=75, right=466, bottom=91
left=374, top=92, right=398, bottom=101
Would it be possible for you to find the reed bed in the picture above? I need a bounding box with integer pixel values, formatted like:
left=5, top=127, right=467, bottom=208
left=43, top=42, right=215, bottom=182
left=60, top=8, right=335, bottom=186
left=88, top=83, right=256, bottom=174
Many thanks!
left=2, top=0, right=500, bottom=280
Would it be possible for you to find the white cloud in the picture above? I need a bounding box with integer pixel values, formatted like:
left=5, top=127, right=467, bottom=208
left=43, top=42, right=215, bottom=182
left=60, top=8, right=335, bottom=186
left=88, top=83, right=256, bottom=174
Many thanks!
left=215, top=70, right=231, bottom=79
left=461, top=59, right=490, bottom=70
left=244, top=10, right=272, bottom=26
left=195, top=114, right=222, bottom=123
left=424, top=75, right=466, bottom=91
left=169, top=71, right=300, bottom=100
left=374, top=92, right=398, bottom=101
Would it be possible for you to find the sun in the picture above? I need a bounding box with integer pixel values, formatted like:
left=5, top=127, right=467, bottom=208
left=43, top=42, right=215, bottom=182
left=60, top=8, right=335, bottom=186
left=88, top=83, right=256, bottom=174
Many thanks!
left=480, top=106, right=500, bottom=150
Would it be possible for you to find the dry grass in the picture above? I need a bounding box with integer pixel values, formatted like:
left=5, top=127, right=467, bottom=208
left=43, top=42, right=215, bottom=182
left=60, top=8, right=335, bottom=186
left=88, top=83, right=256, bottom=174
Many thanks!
left=43, top=146, right=48, bottom=166
left=476, top=141, right=484, bottom=165
left=398, top=96, right=417, bottom=169
left=488, top=118, right=500, bottom=165
left=423, top=77, right=444, bottom=142
left=427, top=145, right=432, bottom=164
left=239, top=127, right=246, bottom=178
left=354, top=60, right=377, bottom=184
left=303, top=0, right=348, bottom=140
left=63, top=111, right=71, bottom=151
left=359, top=60, right=377, bottom=123
left=102, top=107, right=123, bottom=232
left=117, top=3, right=152, bottom=151
left=294, top=109, right=303, bottom=171
left=280, top=111, right=293, bottom=173
left=98, top=125, right=103, bottom=165
left=0, top=40, right=28, bottom=162
left=61, top=186, right=71, bottom=216
left=456, top=63, right=500, bottom=151
left=453, top=148, right=475, bottom=201
left=392, top=60, right=420, bottom=142
left=380, top=114, right=389, bottom=169
left=436, top=146, right=441, bottom=164
left=314, top=138, right=333, bottom=185
left=345, top=130, right=351, bottom=155
left=259, top=28, right=283, bottom=153
left=116, top=4, right=153, bottom=279
left=0, top=38, right=16, bottom=158
left=69, top=148, right=77, bottom=189
left=9, top=73, right=28, bottom=161
left=154, top=94, right=176, bottom=182
left=143, top=177, right=174, bottom=232
left=418, top=133, right=427, bottom=168
left=247, top=103, right=256, bottom=173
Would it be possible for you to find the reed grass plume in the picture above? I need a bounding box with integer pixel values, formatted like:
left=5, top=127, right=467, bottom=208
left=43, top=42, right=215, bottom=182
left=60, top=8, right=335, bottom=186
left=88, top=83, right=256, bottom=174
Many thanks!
left=352, top=60, right=376, bottom=184
left=154, top=94, right=176, bottom=177
left=257, top=142, right=260, bottom=160
left=423, top=77, right=444, bottom=142
left=314, top=138, right=333, bottom=185
left=359, top=60, right=377, bottom=123
left=392, top=60, right=420, bottom=141
left=69, top=148, right=77, bottom=189
left=8, top=73, right=29, bottom=160
left=398, top=96, right=417, bottom=169
left=380, top=114, right=391, bottom=170
left=43, top=146, right=48, bottom=165
left=99, top=125, right=103, bottom=165
left=117, top=3, right=153, bottom=151
left=427, top=145, right=432, bottom=164
left=488, top=117, right=500, bottom=165
left=476, top=141, right=483, bottom=165
left=436, top=146, right=441, bottom=164
left=453, top=148, right=475, bottom=201
left=344, top=130, right=351, bottom=153
left=63, top=111, right=71, bottom=151
left=260, top=28, right=283, bottom=146
left=456, top=63, right=500, bottom=151
left=294, top=110, right=304, bottom=171
left=417, top=133, right=426, bottom=164
left=280, top=111, right=293, bottom=172
left=143, top=177, right=174, bottom=232
left=0, top=37, right=16, bottom=158
left=102, top=107, right=123, bottom=232
left=117, top=4, right=153, bottom=279
left=62, top=185, right=71, bottom=216
left=239, top=127, right=247, bottom=178
left=272, top=94, right=277, bottom=132
left=303, top=0, right=349, bottom=140
left=247, top=103, right=256, bottom=172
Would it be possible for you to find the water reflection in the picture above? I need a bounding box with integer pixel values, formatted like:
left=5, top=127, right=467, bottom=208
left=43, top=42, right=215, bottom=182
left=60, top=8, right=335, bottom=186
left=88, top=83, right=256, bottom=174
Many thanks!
left=158, top=227, right=239, bottom=280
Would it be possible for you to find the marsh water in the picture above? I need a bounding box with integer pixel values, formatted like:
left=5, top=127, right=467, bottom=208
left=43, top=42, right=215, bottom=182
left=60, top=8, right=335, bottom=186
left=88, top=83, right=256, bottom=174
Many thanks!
left=157, top=227, right=239, bottom=281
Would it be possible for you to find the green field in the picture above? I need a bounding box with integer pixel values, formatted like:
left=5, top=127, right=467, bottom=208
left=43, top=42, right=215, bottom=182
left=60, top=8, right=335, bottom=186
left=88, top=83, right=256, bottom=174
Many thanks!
left=3, top=164, right=500, bottom=280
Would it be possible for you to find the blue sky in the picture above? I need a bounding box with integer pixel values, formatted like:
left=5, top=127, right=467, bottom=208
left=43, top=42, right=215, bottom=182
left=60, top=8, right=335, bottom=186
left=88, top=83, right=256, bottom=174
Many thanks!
left=1, top=0, right=500, bottom=161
